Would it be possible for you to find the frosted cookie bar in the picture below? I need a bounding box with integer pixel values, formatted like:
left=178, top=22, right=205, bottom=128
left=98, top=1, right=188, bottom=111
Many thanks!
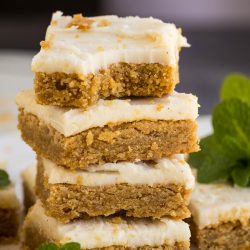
left=189, top=182, right=250, bottom=250
left=23, top=200, right=190, bottom=250
left=32, top=11, right=189, bottom=108
left=36, top=155, right=194, bottom=222
left=16, top=90, right=199, bottom=169
left=0, top=168, right=20, bottom=243
left=21, top=166, right=37, bottom=212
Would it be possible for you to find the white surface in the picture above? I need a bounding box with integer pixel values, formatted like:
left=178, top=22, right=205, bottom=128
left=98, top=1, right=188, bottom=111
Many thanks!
left=32, top=11, right=188, bottom=75
left=17, top=89, right=199, bottom=136
left=44, top=155, right=194, bottom=188
left=26, top=200, right=191, bottom=248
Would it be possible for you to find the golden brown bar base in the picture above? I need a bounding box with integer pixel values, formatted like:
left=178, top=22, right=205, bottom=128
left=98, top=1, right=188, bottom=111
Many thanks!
left=18, top=110, right=199, bottom=169
left=0, top=208, right=19, bottom=243
left=36, top=158, right=191, bottom=223
left=34, top=63, right=178, bottom=108
left=23, top=221, right=189, bottom=250
left=189, top=218, right=250, bottom=250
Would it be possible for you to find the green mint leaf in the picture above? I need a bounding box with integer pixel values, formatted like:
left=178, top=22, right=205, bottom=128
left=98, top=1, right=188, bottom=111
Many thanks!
left=36, top=242, right=58, bottom=250
left=213, top=99, right=250, bottom=157
left=231, top=162, right=250, bottom=187
left=197, top=152, right=234, bottom=183
left=188, top=135, right=214, bottom=169
left=0, top=169, right=10, bottom=187
left=59, top=242, right=81, bottom=250
left=221, top=74, right=250, bottom=104
left=189, top=135, right=235, bottom=183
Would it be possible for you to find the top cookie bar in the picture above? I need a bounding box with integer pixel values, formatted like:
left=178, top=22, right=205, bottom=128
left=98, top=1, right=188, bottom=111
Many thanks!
left=32, top=11, right=189, bottom=108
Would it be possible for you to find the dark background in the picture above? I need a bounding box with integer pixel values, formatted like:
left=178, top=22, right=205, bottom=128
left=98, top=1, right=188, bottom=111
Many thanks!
left=1, top=0, right=250, bottom=114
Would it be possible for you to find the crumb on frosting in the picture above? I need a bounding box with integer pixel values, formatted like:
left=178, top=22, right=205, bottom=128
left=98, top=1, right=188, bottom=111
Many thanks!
left=98, top=19, right=111, bottom=27
left=51, top=20, right=58, bottom=26
left=96, top=46, right=105, bottom=52
left=40, top=41, right=51, bottom=50
left=67, top=14, right=94, bottom=31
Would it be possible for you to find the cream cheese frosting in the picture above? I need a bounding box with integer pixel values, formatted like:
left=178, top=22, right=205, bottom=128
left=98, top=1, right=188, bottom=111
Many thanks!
left=32, top=11, right=189, bottom=75
left=16, top=89, right=199, bottom=137
left=43, top=154, right=195, bottom=189
left=26, top=200, right=191, bottom=248
left=190, top=181, right=250, bottom=229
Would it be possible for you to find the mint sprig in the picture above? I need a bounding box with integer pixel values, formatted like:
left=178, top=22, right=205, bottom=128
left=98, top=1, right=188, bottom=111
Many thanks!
left=0, top=169, right=10, bottom=187
left=189, top=73, right=250, bottom=187
left=36, top=242, right=80, bottom=250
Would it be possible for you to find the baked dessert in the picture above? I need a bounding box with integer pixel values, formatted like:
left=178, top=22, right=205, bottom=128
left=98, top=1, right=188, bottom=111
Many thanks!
left=0, top=168, right=20, bottom=243
left=16, top=90, right=199, bottom=169
left=36, top=154, right=194, bottom=222
left=21, top=165, right=37, bottom=212
left=32, top=11, right=189, bottom=109
left=23, top=200, right=191, bottom=250
left=189, top=181, right=250, bottom=250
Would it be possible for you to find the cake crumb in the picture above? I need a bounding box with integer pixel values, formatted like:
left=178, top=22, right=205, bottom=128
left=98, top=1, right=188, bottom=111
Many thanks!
left=40, top=41, right=51, bottom=50
left=96, top=46, right=105, bottom=52
left=67, top=14, right=94, bottom=31
left=86, top=131, right=94, bottom=146
left=98, top=19, right=111, bottom=27
left=51, top=20, right=58, bottom=26
left=111, top=217, right=123, bottom=224
left=156, top=104, right=164, bottom=112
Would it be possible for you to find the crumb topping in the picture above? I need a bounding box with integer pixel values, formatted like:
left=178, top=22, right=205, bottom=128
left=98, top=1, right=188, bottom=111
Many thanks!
left=98, top=19, right=111, bottom=27
left=51, top=20, right=58, bottom=26
left=156, top=104, right=164, bottom=112
left=67, top=14, right=94, bottom=31
left=40, top=41, right=51, bottom=50
left=96, top=46, right=105, bottom=52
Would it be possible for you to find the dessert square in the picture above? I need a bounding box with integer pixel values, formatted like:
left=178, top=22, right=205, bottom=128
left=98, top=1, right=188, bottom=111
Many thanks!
left=23, top=200, right=190, bottom=250
left=21, top=166, right=37, bottom=213
left=189, top=181, right=250, bottom=250
left=16, top=90, right=199, bottom=169
left=36, top=155, right=194, bottom=223
left=0, top=170, right=20, bottom=243
left=32, top=11, right=189, bottom=108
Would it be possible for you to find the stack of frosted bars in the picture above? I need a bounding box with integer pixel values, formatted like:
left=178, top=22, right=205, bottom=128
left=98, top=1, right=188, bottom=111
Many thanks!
left=17, top=12, right=199, bottom=249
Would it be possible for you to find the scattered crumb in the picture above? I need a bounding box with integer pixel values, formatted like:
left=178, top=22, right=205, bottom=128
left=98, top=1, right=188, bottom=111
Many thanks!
left=67, top=14, right=94, bottom=31
left=96, top=46, right=105, bottom=52
left=51, top=20, right=58, bottom=26
left=156, top=104, right=164, bottom=112
left=76, top=176, right=83, bottom=185
left=111, top=217, right=123, bottom=224
left=98, top=19, right=111, bottom=27
left=75, top=34, right=80, bottom=38
left=40, top=41, right=51, bottom=50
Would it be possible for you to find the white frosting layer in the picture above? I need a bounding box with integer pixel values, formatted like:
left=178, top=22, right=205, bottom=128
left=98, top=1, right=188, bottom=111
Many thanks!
left=0, top=184, right=19, bottom=209
left=190, top=181, right=250, bottom=229
left=21, top=165, right=36, bottom=196
left=43, top=154, right=194, bottom=189
left=16, top=89, right=198, bottom=137
left=32, top=11, right=189, bottom=75
left=27, top=200, right=190, bottom=248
